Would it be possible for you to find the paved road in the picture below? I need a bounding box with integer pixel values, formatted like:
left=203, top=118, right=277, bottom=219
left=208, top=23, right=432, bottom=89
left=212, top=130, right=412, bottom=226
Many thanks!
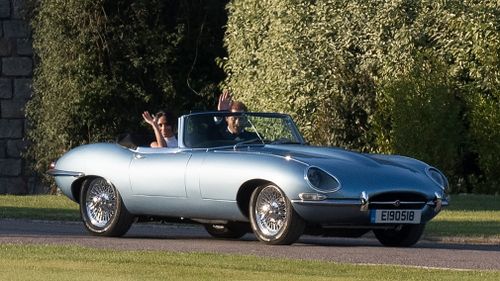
left=1, top=219, right=499, bottom=270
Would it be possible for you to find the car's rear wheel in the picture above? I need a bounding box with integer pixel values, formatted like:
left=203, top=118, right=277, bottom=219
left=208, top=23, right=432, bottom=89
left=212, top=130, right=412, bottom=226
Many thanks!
left=249, top=184, right=305, bottom=245
left=204, top=222, right=249, bottom=239
left=80, top=177, right=134, bottom=237
left=373, top=224, right=426, bottom=247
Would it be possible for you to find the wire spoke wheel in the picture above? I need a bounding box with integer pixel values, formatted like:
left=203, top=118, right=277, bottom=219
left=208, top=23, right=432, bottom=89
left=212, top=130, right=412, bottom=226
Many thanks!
left=80, top=177, right=133, bottom=237
left=254, top=186, right=287, bottom=236
left=250, top=184, right=305, bottom=245
left=85, top=178, right=117, bottom=228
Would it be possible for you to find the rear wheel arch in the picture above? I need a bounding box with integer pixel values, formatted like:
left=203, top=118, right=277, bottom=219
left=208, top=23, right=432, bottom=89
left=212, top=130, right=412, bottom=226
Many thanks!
left=71, top=176, right=97, bottom=203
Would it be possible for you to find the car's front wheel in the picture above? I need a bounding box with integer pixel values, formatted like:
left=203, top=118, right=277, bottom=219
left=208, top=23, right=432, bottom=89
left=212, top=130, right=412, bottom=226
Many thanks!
left=80, top=177, right=134, bottom=237
left=204, top=222, right=249, bottom=239
left=373, top=224, right=426, bottom=247
left=249, top=184, right=305, bottom=245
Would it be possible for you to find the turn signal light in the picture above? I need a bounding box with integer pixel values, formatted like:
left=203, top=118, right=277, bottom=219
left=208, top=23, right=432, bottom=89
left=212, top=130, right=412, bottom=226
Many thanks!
left=299, top=193, right=327, bottom=201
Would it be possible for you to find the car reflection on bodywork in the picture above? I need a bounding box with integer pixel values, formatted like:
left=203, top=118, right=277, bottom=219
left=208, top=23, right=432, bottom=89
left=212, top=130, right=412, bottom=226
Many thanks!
left=48, top=111, right=449, bottom=246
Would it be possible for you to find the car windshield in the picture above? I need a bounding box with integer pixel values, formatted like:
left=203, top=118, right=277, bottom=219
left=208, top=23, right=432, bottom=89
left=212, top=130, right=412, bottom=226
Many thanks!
left=181, top=112, right=305, bottom=148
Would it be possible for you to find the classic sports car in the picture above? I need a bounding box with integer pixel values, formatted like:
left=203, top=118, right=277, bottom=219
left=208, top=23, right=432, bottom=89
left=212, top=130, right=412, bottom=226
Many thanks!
left=48, top=111, right=449, bottom=246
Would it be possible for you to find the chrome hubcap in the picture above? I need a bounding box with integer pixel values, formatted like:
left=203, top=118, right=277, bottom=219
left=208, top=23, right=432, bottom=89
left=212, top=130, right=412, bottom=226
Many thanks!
left=85, top=178, right=117, bottom=228
left=254, top=186, right=287, bottom=236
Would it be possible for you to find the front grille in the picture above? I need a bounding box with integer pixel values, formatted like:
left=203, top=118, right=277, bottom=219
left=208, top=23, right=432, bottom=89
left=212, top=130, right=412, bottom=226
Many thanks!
left=368, top=192, right=427, bottom=210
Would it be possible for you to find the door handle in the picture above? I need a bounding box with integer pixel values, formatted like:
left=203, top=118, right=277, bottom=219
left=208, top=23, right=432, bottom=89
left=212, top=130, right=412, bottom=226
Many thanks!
left=134, top=153, right=145, bottom=159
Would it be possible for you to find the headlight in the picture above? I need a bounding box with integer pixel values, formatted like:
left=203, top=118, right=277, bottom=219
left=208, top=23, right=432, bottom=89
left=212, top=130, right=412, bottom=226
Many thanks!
left=426, top=167, right=449, bottom=191
left=305, top=166, right=341, bottom=192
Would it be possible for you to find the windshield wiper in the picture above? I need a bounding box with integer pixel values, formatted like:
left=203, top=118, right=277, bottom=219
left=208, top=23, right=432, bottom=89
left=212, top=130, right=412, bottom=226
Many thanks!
left=243, top=113, right=265, bottom=142
left=233, top=138, right=264, bottom=149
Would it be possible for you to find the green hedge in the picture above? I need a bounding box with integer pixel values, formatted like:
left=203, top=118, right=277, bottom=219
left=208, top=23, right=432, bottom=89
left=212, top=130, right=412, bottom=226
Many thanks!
left=25, top=0, right=228, bottom=185
left=376, top=53, right=464, bottom=183
left=223, top=0, right=500, bottom=194
left=25, top=0, right=500, bottom=194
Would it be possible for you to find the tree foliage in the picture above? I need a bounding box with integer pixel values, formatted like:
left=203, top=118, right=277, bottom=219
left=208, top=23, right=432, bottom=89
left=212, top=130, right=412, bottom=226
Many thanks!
left=26, top=0, right=228, bottom=181
left=224, top=0, right=499, bottom=193
left=25, top=0, right=500, bottom=194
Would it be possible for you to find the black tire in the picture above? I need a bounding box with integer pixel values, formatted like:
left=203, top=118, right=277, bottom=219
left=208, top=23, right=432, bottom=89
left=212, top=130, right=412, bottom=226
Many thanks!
left=204, top=222, right=249, bottom=239
left=80, top=177, right=134, bottom=237
left=373, top=224, right=426, bottom=247
left=249, top=184, right=305, bottom=245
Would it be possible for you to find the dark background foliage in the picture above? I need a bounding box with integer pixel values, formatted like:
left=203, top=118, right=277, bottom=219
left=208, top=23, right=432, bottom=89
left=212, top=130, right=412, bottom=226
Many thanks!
left=25, top=0, right=499, bottom=194
left=25, top=0, right=228, bottom=184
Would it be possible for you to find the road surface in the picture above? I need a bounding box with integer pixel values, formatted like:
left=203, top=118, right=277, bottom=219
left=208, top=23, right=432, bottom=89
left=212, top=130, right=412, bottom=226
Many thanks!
left=0, top=219, right=499, bottom=270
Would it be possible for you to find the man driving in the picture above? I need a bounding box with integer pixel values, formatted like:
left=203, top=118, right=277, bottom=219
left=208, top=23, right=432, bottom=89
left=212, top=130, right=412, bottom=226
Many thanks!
left=217, top=90, right=259, bottom=142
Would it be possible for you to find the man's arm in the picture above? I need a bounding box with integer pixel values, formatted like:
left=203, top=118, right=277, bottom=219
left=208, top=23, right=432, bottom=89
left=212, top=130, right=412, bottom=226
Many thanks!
left=218, top=89, right=232, bottom=111
left=215, top=90, right=233, bottom=124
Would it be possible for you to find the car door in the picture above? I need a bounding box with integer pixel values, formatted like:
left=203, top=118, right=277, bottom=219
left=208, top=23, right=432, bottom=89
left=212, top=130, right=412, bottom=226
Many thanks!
left=129, top=149, right=191, bottom=197
left=198, top=150, right=253, bottom=201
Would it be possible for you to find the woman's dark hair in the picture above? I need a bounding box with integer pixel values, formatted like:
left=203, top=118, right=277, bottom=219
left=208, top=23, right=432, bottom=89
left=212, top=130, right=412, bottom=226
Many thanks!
left=155, top=110, right=177, bottom=131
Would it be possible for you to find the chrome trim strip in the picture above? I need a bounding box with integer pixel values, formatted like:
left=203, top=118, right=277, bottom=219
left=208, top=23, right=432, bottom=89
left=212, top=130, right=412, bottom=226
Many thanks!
left=292, top=199, right=449, bottom=207
left=47, top=169, right=85, bottom=178
left=291, top=199, right=362, bottom=206
left=426, top=200, right=450, bottom=207
left=370, top=201, right=426, bottom=205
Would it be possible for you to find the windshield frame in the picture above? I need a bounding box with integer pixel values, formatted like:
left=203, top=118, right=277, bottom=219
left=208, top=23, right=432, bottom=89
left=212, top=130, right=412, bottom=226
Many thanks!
left=177, top=111, right=305, bottom=149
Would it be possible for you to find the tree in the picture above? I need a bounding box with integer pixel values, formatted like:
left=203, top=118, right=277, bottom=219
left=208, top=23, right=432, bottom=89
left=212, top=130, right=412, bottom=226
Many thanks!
left=26, top=0, right=228, bottom=187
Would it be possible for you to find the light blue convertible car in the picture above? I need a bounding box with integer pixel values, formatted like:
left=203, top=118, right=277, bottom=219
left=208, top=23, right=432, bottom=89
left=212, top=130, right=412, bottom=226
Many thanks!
left=48, top=112, right=449, bottom=246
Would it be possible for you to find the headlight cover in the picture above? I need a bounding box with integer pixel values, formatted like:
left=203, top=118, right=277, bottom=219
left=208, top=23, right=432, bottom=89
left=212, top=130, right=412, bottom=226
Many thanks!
left=426, top=167, right=449, bottom=191
left=304, top=166, right=341, bottom=193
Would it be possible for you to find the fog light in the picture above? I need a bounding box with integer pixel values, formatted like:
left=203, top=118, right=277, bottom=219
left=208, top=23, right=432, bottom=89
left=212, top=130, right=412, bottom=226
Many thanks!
left=299, top=193, right=327, bottom=201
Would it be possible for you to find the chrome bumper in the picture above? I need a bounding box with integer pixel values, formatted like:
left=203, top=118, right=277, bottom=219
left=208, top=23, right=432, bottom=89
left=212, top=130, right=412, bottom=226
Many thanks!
left=47, top=169, right=85, bottom=178
left=292, top=191, right=449, bottom=212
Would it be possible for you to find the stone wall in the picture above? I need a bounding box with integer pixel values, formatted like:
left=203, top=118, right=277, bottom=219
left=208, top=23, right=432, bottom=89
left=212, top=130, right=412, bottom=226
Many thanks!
left=0, top=0, right=43, bottom=194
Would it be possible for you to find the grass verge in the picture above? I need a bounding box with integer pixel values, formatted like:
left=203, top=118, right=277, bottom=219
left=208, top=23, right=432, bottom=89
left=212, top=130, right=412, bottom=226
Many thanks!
left=0, top=195, right=79, bottom=221
left=425, top=194, right=500, bottom=243
left=0, top=244, right=498, bottom=281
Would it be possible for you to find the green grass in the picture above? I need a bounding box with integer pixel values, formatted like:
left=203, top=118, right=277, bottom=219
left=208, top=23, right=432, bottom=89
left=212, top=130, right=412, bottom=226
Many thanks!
left=0, top=244, right=498, bottom=281
left=0, top=195, right=498, bottom=279
left=0, top=194, right=498, bottom=241
left=425, top=194, right=500, bottom=241
left=0, top=195, right=79, bottom=221
left=445, top=194, right=499, bottom=211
